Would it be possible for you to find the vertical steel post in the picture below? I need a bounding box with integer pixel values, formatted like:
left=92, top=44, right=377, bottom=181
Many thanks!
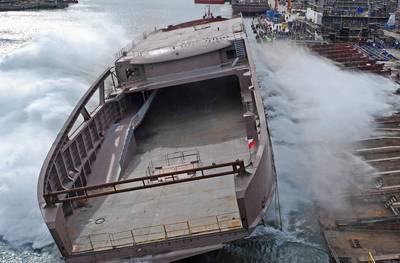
left=88, top=235, right=94, bottom=251
left=163, top=225, right=168, bottom=239
left=216, top=216, right=221, bottom=231
left=187, top=221, right=191, bottom=235
left=130, top=230, right=135, bottom=244
left=109, top=233, right=114, bottom=248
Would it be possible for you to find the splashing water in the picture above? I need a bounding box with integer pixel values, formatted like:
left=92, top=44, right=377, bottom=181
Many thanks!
left=0, top=239, right=61, bottom=263
left=185, top=37, right=399, bottom=263
left=0, top=1, right=232, bottom=261
left=226, top=41, right=399, bottom=262
left=191, top=38, right=400, bottom=263
left=1, top=3, right=399, bottom=262
left=256, top=42, right=399, bottom=210
left=0, top=9, right=127, bottom=251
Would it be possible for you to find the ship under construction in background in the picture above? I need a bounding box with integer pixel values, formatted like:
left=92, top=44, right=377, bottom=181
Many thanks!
left=194, top=0, right=270, bottom=14
left=37, top=16, right=278, bottom=262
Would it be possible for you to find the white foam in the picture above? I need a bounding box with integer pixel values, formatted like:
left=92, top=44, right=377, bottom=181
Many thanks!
left=257, top=41, right=400, bottom=210
left=0, top=14, right=127, bottom=248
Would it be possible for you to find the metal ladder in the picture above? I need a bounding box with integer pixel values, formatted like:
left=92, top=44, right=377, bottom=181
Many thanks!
left=234, top=39, right=246, bottom=59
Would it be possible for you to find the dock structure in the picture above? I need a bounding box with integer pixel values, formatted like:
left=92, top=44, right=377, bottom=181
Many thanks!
left=301, top=41, right=400, bottom=262
left=0, top=0, right=69, bottom=11
left=298, top=0, right=396, bottom=41
left=308, top=42, right=390, bottom=74
left=319, top=113, right=400, bottom=262
left=231, top=0, right=269, bottom=14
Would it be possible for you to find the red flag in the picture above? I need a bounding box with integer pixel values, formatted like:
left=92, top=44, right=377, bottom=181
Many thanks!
left=248, top=138, right=256, bottom=149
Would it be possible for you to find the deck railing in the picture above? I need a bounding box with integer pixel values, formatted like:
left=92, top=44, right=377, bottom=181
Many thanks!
left=72, top=211, right=243, bottom=253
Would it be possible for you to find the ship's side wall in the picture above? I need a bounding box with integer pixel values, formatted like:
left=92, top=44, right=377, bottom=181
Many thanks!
left=37, top=68, right=136, bottom=256
left=43, top=205, right=72, bottom=256
left=248, top=38, right=276, bottom=229
left=235, top=38, right=276, bottom=230
left=239, top=95, right=276, bottom=229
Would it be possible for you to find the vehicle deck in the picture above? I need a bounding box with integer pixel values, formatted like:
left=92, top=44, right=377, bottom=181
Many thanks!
left=67, top=80, right=250, bottom=253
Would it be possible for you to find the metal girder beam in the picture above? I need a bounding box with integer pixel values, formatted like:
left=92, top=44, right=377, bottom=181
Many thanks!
left=44, top=160, right=246, bottom=205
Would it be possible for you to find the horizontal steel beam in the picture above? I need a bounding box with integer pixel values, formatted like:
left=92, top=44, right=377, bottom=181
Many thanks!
left=357, top=186, right=400, bottom=196
left=336, top=215, right=400, bottom=227
left=44, top=160, right=245, bottom=205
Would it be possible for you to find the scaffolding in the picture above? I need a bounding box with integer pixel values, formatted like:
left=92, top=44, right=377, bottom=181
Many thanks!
left=305, top=0, right=394, bottom=41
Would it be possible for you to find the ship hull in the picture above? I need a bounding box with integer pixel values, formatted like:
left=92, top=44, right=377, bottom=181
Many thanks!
left=38, top=17, right=277, bottom=263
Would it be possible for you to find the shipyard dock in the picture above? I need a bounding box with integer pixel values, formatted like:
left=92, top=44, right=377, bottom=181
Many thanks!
left=319, top=113, right=400, bottom=263
left=231, top=0, right=269, bottom=14
left=304, top=43, right=400, bottom=263
left=246, top=0, right=400, bottom=258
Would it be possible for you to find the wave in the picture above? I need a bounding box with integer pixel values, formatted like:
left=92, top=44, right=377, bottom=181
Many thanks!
left=257, top=42, right=399, bottom=209
left=0, top=13, right=127, bottom=249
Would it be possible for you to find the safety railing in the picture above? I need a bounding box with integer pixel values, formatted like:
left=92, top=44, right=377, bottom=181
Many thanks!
left=72, top=211, right=243, bottom=253
left=147, top=149, right=201, bottom=177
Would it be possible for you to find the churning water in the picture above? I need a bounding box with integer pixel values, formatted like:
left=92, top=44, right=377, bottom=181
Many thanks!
left=0, top=1, right=398, bottom=262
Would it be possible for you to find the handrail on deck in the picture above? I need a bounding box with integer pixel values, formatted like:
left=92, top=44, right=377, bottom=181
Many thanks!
left=44, top=160, right=246, bottom=205
left=72, top=211, right=243, bottom=253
